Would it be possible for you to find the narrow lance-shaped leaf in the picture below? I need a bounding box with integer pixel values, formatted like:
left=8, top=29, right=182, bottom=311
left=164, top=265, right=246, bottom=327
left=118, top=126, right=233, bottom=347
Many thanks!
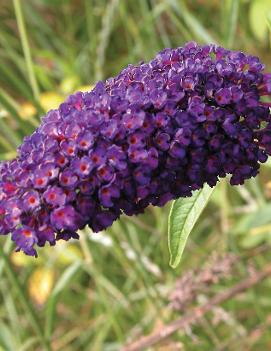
left=168, top=184, right=215, bottom=268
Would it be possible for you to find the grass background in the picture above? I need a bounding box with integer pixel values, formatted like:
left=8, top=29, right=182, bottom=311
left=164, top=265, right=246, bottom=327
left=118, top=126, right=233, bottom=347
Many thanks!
left=0, top=0, right=271, bottom=350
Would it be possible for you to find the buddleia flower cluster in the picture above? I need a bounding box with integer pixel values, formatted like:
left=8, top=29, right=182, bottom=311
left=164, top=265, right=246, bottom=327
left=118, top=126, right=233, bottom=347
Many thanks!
left=1, top=42, right=271, bottom=256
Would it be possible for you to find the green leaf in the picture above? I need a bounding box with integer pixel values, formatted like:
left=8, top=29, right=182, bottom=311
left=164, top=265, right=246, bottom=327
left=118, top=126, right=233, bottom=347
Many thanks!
left=168, top=184, right=215, bottom=268
left=249, top=0, right=271, bottom=42
left=0, top=322, right=17, bottom=351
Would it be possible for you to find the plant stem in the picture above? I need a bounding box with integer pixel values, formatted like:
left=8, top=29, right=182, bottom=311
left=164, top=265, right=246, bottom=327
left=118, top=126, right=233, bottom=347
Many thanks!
left=13, top=0, right=40, bottom=100
left=123, top=262, right=271, bottom=351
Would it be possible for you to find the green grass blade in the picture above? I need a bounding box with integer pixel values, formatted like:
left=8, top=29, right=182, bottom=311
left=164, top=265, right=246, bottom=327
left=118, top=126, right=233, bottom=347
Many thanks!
left=0, top=88, right=33, bottom=135
left=0, top=322, right=17, bottom=351
left=45, top=261, right=81, bottom=340
left=0, top=64, right=32, bottom=100
left=17, top=337, right=39, bottom=351
left=167, top=0, right=217, bottom=43
left=95, top=0, right=120, bottom=80
left=0, top=90, right=37, bottom=139
left=0, top=240, right=13, bottom=279
left=0, top=128, right=17, bottom=152
left=0, top=119, right=21, bottom=149
left=226, top=0, right=240, bottom=48
left=13, top=0, right=40, bottom=100
left=0, top=246, right=52, bottom=351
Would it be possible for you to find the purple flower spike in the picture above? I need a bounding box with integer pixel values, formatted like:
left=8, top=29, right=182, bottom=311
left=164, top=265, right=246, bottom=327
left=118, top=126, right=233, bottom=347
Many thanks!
left=1, top=41, right=271, bottom=256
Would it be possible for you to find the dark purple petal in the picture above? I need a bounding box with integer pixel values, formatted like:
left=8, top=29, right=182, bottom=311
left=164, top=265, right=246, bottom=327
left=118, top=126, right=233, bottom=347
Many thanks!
left=11, top=226, right=38, bottom=257
left=50, top=206, right=82, bottom=231
left=23, top=190, right=40, bottom=211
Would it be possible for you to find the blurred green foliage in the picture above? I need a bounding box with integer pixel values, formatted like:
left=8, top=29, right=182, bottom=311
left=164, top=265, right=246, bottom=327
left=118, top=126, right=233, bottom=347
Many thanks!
left=0, top=0, right=271, bottom=350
